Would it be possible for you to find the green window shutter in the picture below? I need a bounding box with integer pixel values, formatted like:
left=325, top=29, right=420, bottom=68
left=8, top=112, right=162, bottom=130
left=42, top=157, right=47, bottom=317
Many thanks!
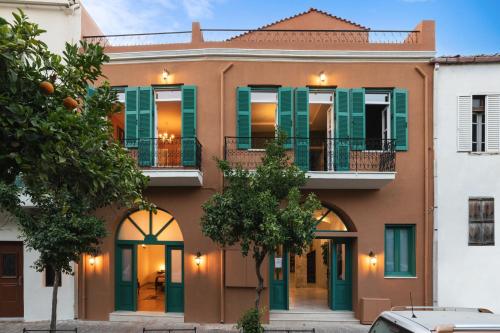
left=181, top=85, right=197, bottom=167
left=350, top=88, right=365, bottom=151
left=236, top=87, right=251, bottom=149
left=87, top=86, right=96, bottom=97
left=125, top=87, right=139, bottom=148
left=278, top=87, right=294, bottom=149
left=294, top=87, right=309, bottom=171
left=335, top=88, right=350, bottom=171
left=138, top=87, right=154, bottom=167
left=392, top=88, right=409, bottom=151
left=384, top=225, right=416, bottom=277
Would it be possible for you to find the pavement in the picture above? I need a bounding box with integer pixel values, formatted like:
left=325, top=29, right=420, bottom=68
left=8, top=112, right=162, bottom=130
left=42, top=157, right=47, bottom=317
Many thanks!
left=0, top=320, right=370, bottom=333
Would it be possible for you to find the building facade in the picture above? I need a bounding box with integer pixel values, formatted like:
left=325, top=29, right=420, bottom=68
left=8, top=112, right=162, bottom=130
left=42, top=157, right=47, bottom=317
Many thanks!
left=77, top=9, right=436, bottom=324
left=433, top=56, right=500, bottom=313
left=0, top=0, right=100, bottom=321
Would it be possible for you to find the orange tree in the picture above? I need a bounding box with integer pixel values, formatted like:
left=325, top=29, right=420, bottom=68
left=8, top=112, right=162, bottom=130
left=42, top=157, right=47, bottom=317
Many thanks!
left=201, top=133, right=321, bottom=331
left=0, top=12, right=149, bottom=329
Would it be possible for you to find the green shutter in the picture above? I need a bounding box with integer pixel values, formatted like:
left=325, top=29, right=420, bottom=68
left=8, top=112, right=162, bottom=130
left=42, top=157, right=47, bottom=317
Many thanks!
left=392, top=88, right=408, bottom=151
left=236, top=87, right=251, bottom=149
left=181, top=85, right=197, bottom=167
left=278, top=87, right=294, bottom=148
left=335, top=88, right=350, bottom=171
left=294, top=88, right=309, bottom=171
left=125, top=87, right=138, bottom=148
left=87, top=86, right=96, bottom=97
left=138, top=87, right=154, bottom=167
left=350, top=88, right=365, bottom=151
left=384, top=225, right=415, bottom=277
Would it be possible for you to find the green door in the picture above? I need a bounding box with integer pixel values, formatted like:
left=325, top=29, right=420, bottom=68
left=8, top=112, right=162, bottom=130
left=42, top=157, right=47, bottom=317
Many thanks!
left=166, top=246, right=184, bottom=312
left=269, top=246, right=288, bottom=310
left=115, top=244, right=137, bottom=311
left=330, top=239, right=352, bottom=310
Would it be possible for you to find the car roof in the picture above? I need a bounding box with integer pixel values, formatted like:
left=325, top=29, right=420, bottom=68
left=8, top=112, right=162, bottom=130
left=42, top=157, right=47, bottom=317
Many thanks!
left=381, top=310, right=500, bottom=331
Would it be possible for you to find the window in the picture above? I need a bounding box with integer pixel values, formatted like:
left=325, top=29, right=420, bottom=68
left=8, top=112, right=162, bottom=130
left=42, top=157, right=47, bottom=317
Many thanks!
left=45, top=266, right=62, bottom=287
left=365, top=92, right=391, bottom=150
left=369, top=317, right=412, bottom=333
left=472, top=95, right=486, bottom=152
left=385, top=225, right=415, bottom=277
left=250, top=91, right=277, bottom=149
left=469, top=198, right=494, bottom=246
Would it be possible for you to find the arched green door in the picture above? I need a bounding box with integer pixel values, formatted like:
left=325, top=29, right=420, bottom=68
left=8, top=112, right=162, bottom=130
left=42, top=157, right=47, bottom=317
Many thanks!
left=115, top=209, right=184, bottom=312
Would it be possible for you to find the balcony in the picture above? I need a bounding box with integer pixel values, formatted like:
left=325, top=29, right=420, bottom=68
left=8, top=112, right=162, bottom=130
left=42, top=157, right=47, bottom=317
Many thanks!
left=123, top=137, right=203, bottom=187
left=224, top=137, right=396, bottom=190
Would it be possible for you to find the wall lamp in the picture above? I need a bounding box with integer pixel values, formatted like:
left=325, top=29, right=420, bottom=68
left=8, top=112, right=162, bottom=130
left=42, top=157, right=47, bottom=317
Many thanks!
left=195, top=251, right=202, bottom=266
left=162, top=68, right=169, bottom=81
left=368, top=251, right=377, bottom=266
left=89, top=255, right=96, bottom=266
left=319, top=71, right=326, bottom=83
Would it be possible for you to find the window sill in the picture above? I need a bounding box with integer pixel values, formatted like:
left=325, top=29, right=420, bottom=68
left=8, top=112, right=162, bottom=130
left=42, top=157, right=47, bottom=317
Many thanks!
left=465, top=152, right=500, bottom=155
left=384, top=275, right=417, bottom=279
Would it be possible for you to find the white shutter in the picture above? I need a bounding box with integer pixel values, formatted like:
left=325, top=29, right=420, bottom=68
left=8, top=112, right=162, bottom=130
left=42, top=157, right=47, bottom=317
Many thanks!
left=457, top=95, right=472, bottom=152
left=486, top=94, right=500, bottom=152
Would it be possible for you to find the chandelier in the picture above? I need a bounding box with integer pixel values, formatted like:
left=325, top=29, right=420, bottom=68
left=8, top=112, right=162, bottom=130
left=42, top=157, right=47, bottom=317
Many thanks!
left=159, top=132, right=175, bottom=143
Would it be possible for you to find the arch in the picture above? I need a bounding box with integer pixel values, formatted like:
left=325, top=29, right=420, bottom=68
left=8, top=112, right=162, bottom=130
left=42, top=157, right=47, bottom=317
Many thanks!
left=314, top=202, right=357, bottom=232
left=116, top=208, right=183, bottom=243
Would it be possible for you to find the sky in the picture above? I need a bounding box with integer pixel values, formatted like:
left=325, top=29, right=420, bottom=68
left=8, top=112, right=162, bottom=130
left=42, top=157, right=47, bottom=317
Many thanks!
left=82, top=0, right=500, bottom=56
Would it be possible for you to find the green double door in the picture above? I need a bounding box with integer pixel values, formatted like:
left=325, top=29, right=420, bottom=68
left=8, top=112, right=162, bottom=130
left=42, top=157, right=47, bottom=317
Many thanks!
left=115, top=244, right=184, bottom=312
left=269, top=239, right=352, bottom=311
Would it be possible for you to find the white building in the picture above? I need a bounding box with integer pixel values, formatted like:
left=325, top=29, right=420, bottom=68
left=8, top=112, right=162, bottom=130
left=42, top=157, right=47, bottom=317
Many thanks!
left=434, top=55, right=500, bottom=313
left=0, top=0, right=101, bottom=321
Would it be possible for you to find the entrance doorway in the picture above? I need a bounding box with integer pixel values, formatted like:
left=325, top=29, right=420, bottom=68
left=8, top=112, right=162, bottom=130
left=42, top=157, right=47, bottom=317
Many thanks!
left=0, top=241, right=23, bottom=317
left=115, top=209, right=184, bottom=313
left=270, top=205, right=354, bottom=311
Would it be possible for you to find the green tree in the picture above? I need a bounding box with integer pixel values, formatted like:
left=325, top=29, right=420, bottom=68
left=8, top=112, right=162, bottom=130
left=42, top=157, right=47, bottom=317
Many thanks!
left=201, top=133, right=321, bottom=314
left=0, top=12, right=150, bottom=329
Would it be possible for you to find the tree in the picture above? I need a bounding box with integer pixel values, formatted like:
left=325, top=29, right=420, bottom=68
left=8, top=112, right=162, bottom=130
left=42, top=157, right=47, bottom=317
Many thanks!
left=0, top=12, right=150, bottom=329
left=201, top=133, right=321, bottom=312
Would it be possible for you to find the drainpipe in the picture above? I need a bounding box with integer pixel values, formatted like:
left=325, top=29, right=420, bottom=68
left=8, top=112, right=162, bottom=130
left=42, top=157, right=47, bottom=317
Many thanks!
left=415, top=65, right=430, bottom=306
left=219, top=63, right=233, bottom=323
left=432, top=62, right=440, bottom=306
left=73, top=262, right=78, bottom=319
left=81, top=254, right=86, bottom=319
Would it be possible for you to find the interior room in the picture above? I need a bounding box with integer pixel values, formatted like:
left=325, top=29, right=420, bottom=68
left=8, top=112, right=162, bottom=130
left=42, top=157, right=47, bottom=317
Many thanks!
left=309, top=91, right=334, bottom=171
left=250, top=91, right=277, bottom=149
left=289, top=239, right=329, bottom=311
left=137, top=244, right=165, bottom=312
left=111, top=91, right=125, bottom=142
left=365, top=93, right=390, bottom=150
left=156, top=96, right=182, bottom=167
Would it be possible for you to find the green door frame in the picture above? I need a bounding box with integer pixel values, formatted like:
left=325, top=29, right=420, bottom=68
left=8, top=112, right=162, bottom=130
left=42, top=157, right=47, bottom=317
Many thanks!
left=269, top=248, right=289, bottom=310
left=330, top=238, right=353, bottom=310
left=115, top=240, right=184, bottom=312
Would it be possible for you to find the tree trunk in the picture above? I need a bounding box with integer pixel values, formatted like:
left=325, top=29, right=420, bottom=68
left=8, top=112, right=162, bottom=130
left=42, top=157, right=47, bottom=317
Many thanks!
left=254, top=252, right=265, bottom=310
left=50, top=268, right=60, bottom=331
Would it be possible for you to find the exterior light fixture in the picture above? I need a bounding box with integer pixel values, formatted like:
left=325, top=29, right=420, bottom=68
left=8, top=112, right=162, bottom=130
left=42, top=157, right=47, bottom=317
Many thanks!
left=159, top=264, right=165, bottom=272
left=368, top=251, right=377, bottom=266
left=319, top=71, right=326, bottom=82
left=162, top=68, right=169, bottom=81
left=195, top=252, right=202, bottom=266
left=141, top=244, right=146, bottom=249
left=89, top=256, right=96, bottom=266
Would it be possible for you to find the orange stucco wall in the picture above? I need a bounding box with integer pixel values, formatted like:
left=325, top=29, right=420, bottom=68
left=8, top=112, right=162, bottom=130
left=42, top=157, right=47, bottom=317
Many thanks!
left=79, top=15, right=435, bottom=324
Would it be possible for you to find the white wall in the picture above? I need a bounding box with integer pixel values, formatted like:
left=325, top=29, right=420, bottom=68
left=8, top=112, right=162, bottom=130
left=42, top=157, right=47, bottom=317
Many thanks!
left=0, top=217, right=75, bottom=321
left=0, top=0, right=82, bottom=55
left=434, top=63, right=500, bottom=313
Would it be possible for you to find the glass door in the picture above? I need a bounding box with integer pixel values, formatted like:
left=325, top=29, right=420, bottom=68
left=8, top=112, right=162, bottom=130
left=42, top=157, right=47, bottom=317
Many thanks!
left=115, top=244, right=137, bottom=311
left=269, top=245, right=288, bottom=310
left=166, top=246, right=184, bottom=312
left=329, top=239, right=352, bottom=310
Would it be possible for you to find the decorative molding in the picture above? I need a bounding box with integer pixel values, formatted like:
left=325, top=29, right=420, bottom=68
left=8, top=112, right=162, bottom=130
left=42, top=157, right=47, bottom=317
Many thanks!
left=106, top=48, right=436, bottom=64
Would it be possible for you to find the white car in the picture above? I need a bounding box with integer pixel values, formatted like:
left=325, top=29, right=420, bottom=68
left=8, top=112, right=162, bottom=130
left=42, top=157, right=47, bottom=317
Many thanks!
left=369, top=307, right=500, bottom=333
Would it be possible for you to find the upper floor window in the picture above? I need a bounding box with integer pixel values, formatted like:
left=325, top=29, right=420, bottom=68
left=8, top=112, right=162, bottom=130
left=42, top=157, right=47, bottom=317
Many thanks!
left=469, top=198, right=494, bottom=246
left=472, top=95, right=486, bottom=152
left=250, top=91, right=277, bottom=149
left=458, top=94, right=500, bottom=153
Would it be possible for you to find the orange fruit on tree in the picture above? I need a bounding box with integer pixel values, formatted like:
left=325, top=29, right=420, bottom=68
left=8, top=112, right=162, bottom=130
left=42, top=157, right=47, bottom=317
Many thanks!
left=63, top=96, right=78, bottom=110
left=39, top=81, right=54, bottom=95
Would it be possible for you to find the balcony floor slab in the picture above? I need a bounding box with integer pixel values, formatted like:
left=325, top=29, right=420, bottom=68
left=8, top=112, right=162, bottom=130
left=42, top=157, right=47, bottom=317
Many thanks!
left=144, top=169, right=203, bottom=187
left=304, top=171, right=396, bottom=190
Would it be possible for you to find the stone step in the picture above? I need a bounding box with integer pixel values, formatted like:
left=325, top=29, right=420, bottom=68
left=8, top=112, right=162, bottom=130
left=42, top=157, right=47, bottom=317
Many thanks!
left=270, top=310, right=359, bottom=323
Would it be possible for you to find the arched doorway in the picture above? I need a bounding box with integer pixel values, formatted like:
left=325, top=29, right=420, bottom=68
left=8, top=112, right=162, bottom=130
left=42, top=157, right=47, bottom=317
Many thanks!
left=270, top=204, right=354, bottom=311
left=115, top=209, right=184, bottom=313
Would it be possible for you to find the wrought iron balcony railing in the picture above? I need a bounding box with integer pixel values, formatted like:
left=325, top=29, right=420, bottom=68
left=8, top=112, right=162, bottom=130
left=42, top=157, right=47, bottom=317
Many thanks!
left=83, top=29, right=419, bottom=47
left=224, top=137, right=395, bottom=172
left=123, top=137, right=201, bottom=170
